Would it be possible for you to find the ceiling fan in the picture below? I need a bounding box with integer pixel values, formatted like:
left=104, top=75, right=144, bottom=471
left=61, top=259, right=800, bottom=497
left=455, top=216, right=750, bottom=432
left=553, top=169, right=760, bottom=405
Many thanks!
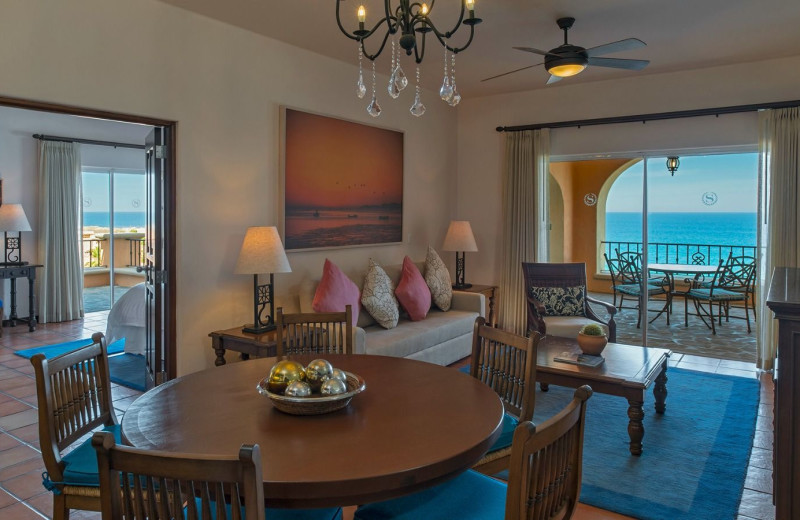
left=483, top=17, right=650, bottom=84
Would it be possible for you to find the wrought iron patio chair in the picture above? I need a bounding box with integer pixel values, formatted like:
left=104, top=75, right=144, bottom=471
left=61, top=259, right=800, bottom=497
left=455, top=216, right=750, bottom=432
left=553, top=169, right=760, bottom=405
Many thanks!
left=522, top=262, right=617, bottom=342
left=470, top=317, right=540, bottom=476
left=612, top=252, right=671, bottom=327
left=685, top=256, right=755, bottom=333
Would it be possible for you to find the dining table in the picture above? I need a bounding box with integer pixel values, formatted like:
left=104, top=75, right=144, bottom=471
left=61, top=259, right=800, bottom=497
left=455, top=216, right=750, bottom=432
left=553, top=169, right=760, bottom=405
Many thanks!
left=120, top=354, right=504, bottom=509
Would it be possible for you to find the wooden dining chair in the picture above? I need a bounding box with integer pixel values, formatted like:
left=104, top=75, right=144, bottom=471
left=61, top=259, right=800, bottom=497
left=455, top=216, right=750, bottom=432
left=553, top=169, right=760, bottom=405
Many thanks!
left=470, top=317, right=540, bottom=476
left=30, top=332, right=118, bottom=520
left=276, top=305, right=353, bottom=357
left=353, top=385, right=593, bottom=520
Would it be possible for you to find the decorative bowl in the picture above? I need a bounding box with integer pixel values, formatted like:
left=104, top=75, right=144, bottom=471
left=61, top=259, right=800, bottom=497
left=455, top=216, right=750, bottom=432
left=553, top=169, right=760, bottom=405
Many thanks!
left=576, top=332, right=608, bottom=356
left=257, top=371, right=366, bottom=415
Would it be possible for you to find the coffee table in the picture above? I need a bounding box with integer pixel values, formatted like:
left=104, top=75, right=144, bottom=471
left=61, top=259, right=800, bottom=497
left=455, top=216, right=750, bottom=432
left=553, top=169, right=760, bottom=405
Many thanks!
left=537, top=336, right=671, bottom=456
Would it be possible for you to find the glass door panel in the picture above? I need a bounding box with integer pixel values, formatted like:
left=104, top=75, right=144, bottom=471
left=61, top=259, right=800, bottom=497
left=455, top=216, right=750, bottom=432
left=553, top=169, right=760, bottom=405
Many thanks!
left=82, top=171, right=111, bottom=313
left=111, top=172, right=146, bottom=305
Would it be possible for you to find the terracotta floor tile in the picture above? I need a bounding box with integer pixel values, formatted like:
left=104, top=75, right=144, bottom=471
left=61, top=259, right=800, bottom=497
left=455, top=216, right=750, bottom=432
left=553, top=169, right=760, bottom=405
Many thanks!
left=1, top=358, right=33, bottom=370
left=0, top=433, right=23, bottom=452
left=3, top=385, right=36, bottom=401
left=745, top=465, right=773, bottom=494
left=572, top=504, right=637, bottom=519
left=0, top=488, right=16, bottom=509
left=719, top=359, right=758, bottom=370
left=23, top=492, right=52, bottom=518
left=680, top=354, right=722, bottom=366
left=752, top=430, right=773, bottom=450
left=0, top=459, right=45, bottom=483
left=749, top=447, right=773, bottom=471
left=7, top=424, right=41, bottom=448
left=0, top=376, right=33, bottom=392
left=737, top=489, right=775, bottom=520
left=0, top=501, right=48, bottom=519
left=0, top=445, right=39, bottom=472
left=0, top=400, right=30, bottom=417
left=755, top=414, right=772, bottom=432
left=675, top=361, right=718, bottom=373
left=0, top=409, right=38, bottom=431
left=3, top=471, right=48, bottom=501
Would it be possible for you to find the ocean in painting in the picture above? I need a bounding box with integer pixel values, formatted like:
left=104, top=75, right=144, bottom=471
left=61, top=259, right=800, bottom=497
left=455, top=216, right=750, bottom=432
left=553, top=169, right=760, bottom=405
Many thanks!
left=605, top=212, right=757, bottom=266
left=285, top=207, right=402, bottom=250
left=83, top=211, right=146, bottom=229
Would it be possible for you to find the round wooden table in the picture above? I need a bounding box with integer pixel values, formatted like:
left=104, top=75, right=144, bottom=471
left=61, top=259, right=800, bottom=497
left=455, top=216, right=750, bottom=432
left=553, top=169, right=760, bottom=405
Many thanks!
left=121, top=354, right=504, bottom=508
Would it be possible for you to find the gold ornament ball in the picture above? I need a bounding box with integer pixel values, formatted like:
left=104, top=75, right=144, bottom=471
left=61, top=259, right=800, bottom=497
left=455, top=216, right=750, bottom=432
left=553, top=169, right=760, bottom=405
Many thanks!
left=320, top=378, right=348, bottom=396
left=267, top=360, right=306, bottom=394
left=306, top=359, right=334, bottom=391
left=328, top=368, right=347, bottom=383
left=284, top=380, right=312, bottom=397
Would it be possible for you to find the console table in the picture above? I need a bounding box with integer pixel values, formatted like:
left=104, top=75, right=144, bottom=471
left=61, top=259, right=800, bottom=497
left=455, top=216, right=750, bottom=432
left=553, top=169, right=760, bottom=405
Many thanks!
left=0, top=263, right=41, bottom=331
left=209, top=326, right=277, bottom=366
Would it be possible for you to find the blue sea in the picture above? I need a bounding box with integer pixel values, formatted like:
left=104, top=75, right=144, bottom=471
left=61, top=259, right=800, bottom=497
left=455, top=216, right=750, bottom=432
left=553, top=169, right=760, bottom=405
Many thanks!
left=83, top=211, right=145, bottom=228
left=605, top=212, right=757, bottom=265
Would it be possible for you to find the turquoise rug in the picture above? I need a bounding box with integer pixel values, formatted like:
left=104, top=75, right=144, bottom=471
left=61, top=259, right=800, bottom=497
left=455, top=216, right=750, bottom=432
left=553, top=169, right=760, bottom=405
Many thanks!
left=14, top=337, right=125, bottom=359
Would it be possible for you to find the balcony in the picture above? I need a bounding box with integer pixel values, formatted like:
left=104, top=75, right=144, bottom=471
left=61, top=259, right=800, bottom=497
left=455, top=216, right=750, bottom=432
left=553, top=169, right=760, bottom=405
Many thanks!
left=82, top=233, right=145, bottom=312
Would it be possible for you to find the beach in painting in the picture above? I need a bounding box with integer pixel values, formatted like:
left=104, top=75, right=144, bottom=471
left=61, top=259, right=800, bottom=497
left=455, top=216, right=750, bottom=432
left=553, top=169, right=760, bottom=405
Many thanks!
left=285, top=207, right=401, bottom=249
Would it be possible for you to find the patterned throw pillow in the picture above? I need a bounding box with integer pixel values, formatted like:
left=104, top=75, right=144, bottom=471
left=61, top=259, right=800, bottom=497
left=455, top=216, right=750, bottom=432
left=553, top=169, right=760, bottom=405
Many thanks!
left=528, top=286, right=585, bottom=316
left=361, top=259, right=400, bottom=329
left=424, top=246, right=452, bottom=311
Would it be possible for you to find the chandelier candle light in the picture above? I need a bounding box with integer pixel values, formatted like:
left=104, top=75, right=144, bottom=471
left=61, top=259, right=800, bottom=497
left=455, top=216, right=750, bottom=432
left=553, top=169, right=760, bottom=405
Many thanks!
left=442, top=220, right=478, bottom=290
left=234, top=226, right=292, bottom=334
left=336, top=0, right=481, bottom=117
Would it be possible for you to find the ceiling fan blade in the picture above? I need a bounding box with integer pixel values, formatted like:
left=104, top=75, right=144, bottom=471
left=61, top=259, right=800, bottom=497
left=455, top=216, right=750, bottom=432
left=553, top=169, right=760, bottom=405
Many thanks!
left=481, top=64, right=541, bottom=82
left=513, top=46, right=556, bottom=57
left=585, top=38, right=646, bottom=57
left=546, top=74, right=563, bottom=85
left=587, top=57, right=650, bottom=70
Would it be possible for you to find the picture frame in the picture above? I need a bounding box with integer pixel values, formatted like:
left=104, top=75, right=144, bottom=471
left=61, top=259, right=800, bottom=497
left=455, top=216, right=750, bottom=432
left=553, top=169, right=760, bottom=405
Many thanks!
left=279, top=107, right=404, bottom=251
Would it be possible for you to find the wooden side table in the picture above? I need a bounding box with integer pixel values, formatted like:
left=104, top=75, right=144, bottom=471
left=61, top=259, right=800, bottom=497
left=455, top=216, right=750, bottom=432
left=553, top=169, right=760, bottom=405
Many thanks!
left=455, top=284, right=498, bottom=326
left=209, top=327, right=277, bottom=366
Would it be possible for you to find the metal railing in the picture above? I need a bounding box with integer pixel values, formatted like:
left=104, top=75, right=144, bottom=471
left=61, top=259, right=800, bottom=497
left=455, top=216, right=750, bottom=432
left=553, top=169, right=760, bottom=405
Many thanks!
left=82, top=238, right=146, bottom=269
left=83, top=239, right=105, bottom=268
left=127, top=238, right=145, bottom=267
left=600, top=241, right=759, bottom=270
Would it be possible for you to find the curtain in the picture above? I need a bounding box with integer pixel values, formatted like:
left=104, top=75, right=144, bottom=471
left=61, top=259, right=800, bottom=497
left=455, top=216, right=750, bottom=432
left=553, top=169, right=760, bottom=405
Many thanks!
left=38, top=141, right=84, bottom=323
left=757, top=107, right=800, bottom=370
left=499, top=129, right=550, bottom=335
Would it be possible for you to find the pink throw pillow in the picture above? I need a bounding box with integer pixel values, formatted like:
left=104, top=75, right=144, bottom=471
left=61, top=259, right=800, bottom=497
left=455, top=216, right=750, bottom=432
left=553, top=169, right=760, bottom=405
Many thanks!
left=395, top=256, right=431, bottom=321
left=312, top=259, right=360, bottom=326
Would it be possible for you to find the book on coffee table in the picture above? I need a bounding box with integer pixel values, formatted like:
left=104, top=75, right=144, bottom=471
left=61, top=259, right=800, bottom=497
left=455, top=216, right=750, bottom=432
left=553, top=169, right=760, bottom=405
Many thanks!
left=553, top=352, right=605, bottom=367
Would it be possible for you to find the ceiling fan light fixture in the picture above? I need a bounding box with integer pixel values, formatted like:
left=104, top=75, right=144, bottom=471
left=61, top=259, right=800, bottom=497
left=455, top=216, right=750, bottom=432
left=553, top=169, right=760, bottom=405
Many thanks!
left=548, top=63, right=587, bottom=77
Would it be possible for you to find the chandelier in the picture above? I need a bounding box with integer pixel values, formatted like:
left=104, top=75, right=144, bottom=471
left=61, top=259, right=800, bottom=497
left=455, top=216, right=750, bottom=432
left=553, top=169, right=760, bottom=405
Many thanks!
left=336, top=0, right=481, bottom=117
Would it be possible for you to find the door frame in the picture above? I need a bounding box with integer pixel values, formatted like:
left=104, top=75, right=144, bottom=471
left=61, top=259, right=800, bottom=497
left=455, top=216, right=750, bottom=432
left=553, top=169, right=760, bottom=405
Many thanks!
left=0, top=95, right=178, bottom=380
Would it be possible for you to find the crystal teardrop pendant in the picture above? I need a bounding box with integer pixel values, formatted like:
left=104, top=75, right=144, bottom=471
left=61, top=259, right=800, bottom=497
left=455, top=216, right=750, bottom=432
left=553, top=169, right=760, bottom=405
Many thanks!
left=410, top=92, right=426, bottom=117
left=446, top=52, right=460, bottom=106
left=394, top=65, right=408, bottom=90
left=388, top=72, right=401, bottom=99
left=439, top=75, right=453, bottom=102
left=357, top=72, right=367, bottom=99
left=447, top=87, right=461, bottom=107
left=368, top=94, right=382, bottom=117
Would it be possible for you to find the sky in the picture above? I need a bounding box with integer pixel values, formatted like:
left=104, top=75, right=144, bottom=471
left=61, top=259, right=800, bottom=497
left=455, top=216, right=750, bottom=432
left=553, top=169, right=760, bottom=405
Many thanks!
left=606, top=153, right=759, bottom=213
left=82, top=171, right=146, bottom=212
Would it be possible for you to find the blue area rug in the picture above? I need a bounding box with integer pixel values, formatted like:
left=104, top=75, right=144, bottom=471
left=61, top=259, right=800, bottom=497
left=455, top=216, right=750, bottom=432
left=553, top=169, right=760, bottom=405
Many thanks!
left=107, top=353, right=146, bottom=391
left=461, top=366, right=759, bottom=520
left=14, top=337, right=125, bottom=359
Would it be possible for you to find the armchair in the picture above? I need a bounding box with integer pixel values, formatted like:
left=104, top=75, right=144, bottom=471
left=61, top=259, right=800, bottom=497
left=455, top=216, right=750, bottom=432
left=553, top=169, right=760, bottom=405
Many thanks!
left=522, top=262, right=616, bottom=342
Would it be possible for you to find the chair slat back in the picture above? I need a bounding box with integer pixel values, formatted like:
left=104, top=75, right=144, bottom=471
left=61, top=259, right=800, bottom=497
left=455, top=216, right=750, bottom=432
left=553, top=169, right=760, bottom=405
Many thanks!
left=93, top=432, right=265, bottom=520
left=470, top=317, right=539, bottom=421
left=276, top=305, right=353, bottom=357
left=505, top=385, right=592, bottom=520
left=31, top=332, right=117, bottom=480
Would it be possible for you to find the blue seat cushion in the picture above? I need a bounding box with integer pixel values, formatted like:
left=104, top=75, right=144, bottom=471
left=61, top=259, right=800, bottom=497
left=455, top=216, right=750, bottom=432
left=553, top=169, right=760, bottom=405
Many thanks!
left=488, top=412, right=518, bottom=453
left=687, top=288, right=744, bottom=301
left=617, top=284, right=664, bottom=296
left=191, top=498, right=342, bottom=520
left=59, top=424, right=121, bottom=487
left=354, top=469, right=506, bottom=520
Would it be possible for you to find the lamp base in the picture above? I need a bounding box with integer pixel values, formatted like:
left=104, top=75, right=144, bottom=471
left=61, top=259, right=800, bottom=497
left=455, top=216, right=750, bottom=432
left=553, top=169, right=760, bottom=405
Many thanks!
left=242, top=323, right=276, bottom=335
left=452, top=283, right=473, bottom=290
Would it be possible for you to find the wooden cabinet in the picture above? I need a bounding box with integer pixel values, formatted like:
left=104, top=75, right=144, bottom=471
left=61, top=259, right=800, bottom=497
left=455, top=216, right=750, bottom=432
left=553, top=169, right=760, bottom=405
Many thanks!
left=765, top=267, right=800, bottom=519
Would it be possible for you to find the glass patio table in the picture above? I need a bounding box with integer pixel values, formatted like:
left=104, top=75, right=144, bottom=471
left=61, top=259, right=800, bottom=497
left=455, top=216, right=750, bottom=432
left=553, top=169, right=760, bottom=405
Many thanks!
left=120, top=354, right=504, bottom=509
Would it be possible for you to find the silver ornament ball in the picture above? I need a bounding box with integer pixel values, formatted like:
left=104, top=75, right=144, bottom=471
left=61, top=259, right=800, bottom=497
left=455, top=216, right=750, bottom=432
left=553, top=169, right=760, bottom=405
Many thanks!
left=284, top=380, right=312, bottom=397
left=320, top=378, right=348, bottom=396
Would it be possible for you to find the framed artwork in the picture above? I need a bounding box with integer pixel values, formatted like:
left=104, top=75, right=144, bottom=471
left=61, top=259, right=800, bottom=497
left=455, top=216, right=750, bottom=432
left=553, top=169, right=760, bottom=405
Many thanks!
left=280, top=107, right=404, bottom=251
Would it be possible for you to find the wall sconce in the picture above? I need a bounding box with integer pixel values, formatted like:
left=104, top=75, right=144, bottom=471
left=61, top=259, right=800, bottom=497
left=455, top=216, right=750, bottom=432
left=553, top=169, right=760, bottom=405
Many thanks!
left=666, top=156, right=680, bottom=176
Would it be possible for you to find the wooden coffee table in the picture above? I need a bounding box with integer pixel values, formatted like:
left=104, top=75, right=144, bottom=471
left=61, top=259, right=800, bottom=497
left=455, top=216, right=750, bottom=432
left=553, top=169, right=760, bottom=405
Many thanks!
left=537, top=336, right=671, bottom=456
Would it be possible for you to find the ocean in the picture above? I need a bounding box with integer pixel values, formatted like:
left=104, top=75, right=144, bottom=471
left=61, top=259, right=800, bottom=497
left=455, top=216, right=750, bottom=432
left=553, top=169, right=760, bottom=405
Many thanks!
left=605, top=212, right=757, bottom=266
left=83, top=211, right=145, bottom=229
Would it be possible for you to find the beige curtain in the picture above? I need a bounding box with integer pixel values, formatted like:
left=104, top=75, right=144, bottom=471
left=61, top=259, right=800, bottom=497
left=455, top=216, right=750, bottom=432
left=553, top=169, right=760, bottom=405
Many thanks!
left=757, top=107, right=800, bottom=370
left=38, top=141, right=84, bottom=323
left=499, top=129, right=550, bottom=335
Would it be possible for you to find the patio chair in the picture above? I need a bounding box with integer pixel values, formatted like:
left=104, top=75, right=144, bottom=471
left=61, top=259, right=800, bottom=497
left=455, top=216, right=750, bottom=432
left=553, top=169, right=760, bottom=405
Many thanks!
left=353, top=385, right=593, bottom=520
left=610, top=252, right=671, bottom=327
left=469, top=317, right=540, bottom=476
left=92, top=433, right=342, bottom=520
left=522, top=262, right=617, bottom=343
left=30, top=332, right=118, bottom=520
left=275, top=305, right=353, bottom=357
left=686, top=256, right=756, bottom=333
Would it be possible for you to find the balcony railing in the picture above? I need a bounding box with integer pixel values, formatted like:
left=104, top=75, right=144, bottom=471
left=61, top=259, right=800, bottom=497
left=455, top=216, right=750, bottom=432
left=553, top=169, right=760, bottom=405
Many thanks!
left=82, top=237, right=146, bottom=269
left=600, top=241, right=759, bottom=270
left=83, top=238, right=105, bottom=268
left=127, top=238, right=145, bottom=267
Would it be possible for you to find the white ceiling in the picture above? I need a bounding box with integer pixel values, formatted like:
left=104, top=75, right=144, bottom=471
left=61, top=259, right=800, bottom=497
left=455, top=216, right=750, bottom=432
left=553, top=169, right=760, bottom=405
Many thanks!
left=157, top=0, right=800, bottom=98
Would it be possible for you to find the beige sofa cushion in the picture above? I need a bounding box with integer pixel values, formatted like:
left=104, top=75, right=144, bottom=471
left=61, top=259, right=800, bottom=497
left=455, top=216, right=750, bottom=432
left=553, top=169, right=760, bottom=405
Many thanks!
left=363, top=309, right=478, bottom=358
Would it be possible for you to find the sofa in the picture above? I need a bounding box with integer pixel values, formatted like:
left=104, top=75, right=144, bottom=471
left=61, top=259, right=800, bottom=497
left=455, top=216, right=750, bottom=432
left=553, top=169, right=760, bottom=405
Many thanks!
left=297, top=261, right=485, bottom=366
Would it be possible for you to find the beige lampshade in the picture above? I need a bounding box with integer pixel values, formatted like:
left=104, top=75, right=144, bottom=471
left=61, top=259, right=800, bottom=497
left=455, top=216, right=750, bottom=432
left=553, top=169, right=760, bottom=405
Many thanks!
left=234, top=226, right=291, bottom=275
left=442, top=220, right=478, bottom=252
left=0, top=204, right=32, bottom=232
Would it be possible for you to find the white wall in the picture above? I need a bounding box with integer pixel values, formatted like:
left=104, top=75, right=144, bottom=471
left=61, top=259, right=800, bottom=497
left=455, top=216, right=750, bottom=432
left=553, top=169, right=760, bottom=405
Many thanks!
left=0, top=105, right=148, bottom=316
left=0, top=0, right=458, bottom=374
left=457, top=55, right=800, bottom=288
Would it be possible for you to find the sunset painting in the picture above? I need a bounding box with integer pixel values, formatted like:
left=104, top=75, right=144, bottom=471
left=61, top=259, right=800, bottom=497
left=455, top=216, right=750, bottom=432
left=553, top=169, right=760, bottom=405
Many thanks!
left=282, top=108, right=403, bottom=250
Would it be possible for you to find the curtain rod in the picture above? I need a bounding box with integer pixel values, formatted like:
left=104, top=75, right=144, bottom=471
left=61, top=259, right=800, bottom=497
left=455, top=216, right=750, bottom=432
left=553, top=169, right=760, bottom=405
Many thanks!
left=32, top=133, right=145, bottom=150
left=495, top=99, right=800, bottom=132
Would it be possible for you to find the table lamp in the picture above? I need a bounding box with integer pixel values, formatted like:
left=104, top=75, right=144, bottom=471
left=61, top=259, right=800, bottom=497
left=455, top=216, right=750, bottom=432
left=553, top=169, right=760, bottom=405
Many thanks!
left=234, top=226, right=291, bottom=334
left=442, top=220, right=478, bottom=290
left=0, top=204, right=32, bottom=266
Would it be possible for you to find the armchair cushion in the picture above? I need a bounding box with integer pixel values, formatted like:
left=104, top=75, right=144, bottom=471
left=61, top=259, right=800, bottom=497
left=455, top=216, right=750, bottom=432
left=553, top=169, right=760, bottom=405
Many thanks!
left=488, top=412, right=518, bottom=453
left=49, top=424, right=121, bottom=488
left=543, top=316, right=609, bottom=339
left=529, top=285, right=585, bottom=316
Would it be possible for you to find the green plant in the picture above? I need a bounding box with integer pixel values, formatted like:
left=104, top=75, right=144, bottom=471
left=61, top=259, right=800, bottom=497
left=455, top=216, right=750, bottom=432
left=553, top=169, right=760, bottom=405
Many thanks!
left=579, top=323, right=605, bottom=336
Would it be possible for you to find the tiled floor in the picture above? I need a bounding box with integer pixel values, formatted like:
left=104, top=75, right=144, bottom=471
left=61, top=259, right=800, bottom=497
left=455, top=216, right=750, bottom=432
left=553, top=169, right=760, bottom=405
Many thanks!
left=0, top=314, right=775, bottom=519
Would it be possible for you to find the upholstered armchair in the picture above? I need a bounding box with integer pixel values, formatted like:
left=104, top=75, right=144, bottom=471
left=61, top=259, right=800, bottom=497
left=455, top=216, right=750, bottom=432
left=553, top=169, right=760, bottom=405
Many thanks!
left=522, top=262, right=617, bottom=342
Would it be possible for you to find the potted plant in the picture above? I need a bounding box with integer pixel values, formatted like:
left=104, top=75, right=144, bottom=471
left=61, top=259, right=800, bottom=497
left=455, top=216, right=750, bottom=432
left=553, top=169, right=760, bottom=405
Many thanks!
left=577, top=323, right=608, bottom=356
